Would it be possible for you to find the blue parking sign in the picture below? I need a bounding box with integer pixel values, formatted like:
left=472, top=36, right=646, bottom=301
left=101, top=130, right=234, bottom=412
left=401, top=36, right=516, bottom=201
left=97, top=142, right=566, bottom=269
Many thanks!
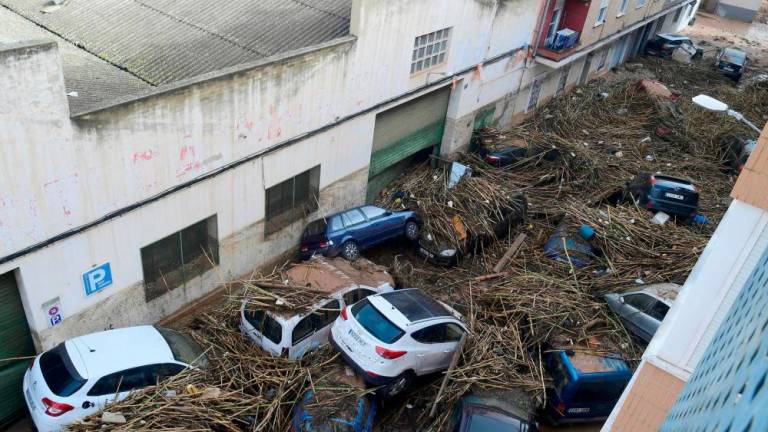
left=83, top=263, right=113, bottom=296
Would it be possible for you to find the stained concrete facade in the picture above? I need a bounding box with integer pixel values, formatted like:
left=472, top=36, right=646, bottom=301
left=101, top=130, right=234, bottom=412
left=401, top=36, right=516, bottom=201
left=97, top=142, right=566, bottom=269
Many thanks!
left=0, top=0, right=696, bottom=352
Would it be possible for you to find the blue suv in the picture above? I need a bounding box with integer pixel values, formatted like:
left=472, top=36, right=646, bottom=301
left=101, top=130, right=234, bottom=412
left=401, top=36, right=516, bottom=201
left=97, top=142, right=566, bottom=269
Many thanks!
left=627, top=173, right=699, bottom=220
left=300, top=205, right=421, bottom=261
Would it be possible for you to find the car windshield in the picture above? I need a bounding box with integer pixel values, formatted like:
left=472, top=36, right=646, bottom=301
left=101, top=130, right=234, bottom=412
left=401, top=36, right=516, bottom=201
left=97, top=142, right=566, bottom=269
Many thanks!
left=157, top=327, right=209, bottom=367
left=302, top=219, right=327, bottom=238
left=352, top=299, right=405, bottom=344
left=39, top=343, right=87, bottom=397
left=723, top=49, right=746, bottom=64
left=244, top=308, right=283, bottom=344
left=466, top=410, right=522, bottom=431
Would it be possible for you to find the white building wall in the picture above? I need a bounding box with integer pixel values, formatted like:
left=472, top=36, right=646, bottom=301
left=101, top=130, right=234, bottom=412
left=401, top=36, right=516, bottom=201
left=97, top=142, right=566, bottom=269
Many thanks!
left=1, top=0, right=546, bottom=349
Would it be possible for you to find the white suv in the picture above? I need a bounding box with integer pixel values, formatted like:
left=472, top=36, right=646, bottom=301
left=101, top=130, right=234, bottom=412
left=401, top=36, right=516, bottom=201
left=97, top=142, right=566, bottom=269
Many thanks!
left=23, top=326, right=207, bottom=432
left=239, top=257, right=393, bottom=360
left=330, top=288, right=467, bottom=397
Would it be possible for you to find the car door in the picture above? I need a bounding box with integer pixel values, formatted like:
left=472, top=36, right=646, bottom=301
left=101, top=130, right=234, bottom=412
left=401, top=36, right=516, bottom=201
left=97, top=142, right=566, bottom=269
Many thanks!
left=85, top=366, right=153, bottom=410
left=360, top=205, right=399, bottom=242
left=311, top=299, right=341, bottom=349
left=411, top=323, right=464, bottom=374
left=618, top=293, right=657, bottom=341
left=341, top=209, right=374, bottom=248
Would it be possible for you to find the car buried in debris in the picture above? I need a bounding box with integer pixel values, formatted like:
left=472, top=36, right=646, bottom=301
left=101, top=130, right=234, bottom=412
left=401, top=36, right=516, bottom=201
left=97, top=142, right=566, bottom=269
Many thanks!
left=240, top=257, right=394, bottom=360
left=626, top=173, right=700, bottom=221
left=714, top=47, right=747, bottom=82
left=23, top=326, right=207, bottom=432
left=604, top=283, right=681, bottom=343
left=644, top=34, right=703, bottom=59
left=300, top=205, right=421, bottom=261
left=330, top=288, right=467, bottom=398
left=544, top=350, right=631, bottom=424
left=446, top=389, right=539, bottom=432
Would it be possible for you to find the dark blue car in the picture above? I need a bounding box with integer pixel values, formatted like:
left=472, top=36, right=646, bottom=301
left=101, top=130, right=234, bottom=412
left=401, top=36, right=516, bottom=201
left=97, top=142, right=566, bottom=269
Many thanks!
left=627, top=173, right=699, bottom=220
left=300, top=205, right=420, bottom=261
left=446, top=390, right=538, bottom=432
left=291, top=389, right=376, bottom=432
left=544, top=350, right=631, bottom=424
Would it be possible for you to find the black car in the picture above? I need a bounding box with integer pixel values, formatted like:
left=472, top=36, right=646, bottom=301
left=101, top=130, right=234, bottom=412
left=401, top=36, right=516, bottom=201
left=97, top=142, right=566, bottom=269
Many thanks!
left=645, top=34, right=703, bottom=59
left=627, top=173, right=699, bottom=220
left=714, top=47, right=747, bottom=82
left=479, top=145, right=528, bottom=167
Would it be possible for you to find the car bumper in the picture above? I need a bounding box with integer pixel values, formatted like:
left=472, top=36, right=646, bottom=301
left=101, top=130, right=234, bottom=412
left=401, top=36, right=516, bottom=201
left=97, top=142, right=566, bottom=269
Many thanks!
left=329, top=332, right=396, bottom=387
left=23, top=372, right=63, bottom=432
left=299, top=246, right=339, bottom=261
left=647, top=198, right=697, bottom=217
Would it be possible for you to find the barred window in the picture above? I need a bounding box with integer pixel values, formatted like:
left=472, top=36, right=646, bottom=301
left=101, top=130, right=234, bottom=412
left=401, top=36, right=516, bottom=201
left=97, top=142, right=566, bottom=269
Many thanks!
left=411, top=28, right=451, bottom=74
left=141, top=215, right=219, bottom=302
left=265, top=166, right=320, bottom=235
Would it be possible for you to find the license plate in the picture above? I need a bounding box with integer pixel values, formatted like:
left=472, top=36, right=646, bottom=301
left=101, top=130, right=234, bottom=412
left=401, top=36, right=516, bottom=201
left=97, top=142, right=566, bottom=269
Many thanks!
left=665, top=192, right=684, bottom=200
left=347, top=328, right=366, bottom=347
left=723, top=66, right=733, bottom=71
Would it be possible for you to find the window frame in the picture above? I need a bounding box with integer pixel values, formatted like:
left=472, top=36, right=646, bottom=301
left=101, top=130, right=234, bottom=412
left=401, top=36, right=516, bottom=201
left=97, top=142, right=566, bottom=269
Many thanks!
left=244, top=308, right=283, bottom=344
left=596, top=0, right=609, bottom=26
left=527, top=76, right=545, bottom=113
left=623, top=293, right=656, bottom=313
left=87, top=366, right=153, bottom=397
left=555, top=65, right=571, bottom=97
left=342, top=288, right=376, bottom=307
left=597, top=48, right=609, bottom=70
left=636, top=0, right=646, bottom=8
left=342, top=209, right=366, bottom=227
left=265, top=166, right=320, bottom=235
left=618, top=0, right=629, bottom=15
left=410, top=28, right=452, bottom=75
left=141, top=215, right=219, bottom=302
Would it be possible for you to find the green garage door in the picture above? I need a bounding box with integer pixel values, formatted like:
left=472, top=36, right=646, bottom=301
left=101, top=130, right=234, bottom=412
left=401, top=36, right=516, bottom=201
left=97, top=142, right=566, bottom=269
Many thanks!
left=367, top=87, right=451, bottom=202
left=0, top=271, right=35, bottom=427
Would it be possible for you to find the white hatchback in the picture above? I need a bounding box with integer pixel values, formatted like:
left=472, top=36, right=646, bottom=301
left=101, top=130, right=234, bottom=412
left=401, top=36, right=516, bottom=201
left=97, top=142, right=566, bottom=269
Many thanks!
left=330, top=288, right=467, bottom=397
left=23, top=326, right=207, bottom=432
left=239, top=257, right=394, bottom=360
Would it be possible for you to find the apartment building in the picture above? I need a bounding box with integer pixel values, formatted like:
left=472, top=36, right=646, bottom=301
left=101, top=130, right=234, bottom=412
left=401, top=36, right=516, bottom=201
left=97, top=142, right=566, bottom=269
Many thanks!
left=0, top=0, right=696, bottom=424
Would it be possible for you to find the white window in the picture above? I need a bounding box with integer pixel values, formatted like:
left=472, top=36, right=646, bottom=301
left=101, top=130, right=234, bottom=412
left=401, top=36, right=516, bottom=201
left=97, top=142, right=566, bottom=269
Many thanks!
left=618, top=0, right=629, bottom=15
left=636, top=0, right=646, bottom=8
left=411, top=28, right=451, bottom=74
left=596, top=0, right=609, bottom=25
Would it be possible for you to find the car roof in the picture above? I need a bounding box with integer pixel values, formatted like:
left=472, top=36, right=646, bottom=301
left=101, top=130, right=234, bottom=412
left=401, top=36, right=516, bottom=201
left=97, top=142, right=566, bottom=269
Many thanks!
left=627, top=283, right=681, bottom=305
left=561, top=351, right=630, bottom=376
left=65, top=326, right=174, bottom=379
left=309, top=205, right=381, bottom=224
left=377, top=288, right=451, bottom=323
left=658, top=33, right=689, bottom=41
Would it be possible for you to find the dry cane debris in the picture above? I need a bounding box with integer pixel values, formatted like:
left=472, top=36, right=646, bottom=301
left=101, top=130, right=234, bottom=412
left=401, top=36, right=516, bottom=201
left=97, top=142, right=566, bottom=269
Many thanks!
left=69, top=57, right=768, bottom=432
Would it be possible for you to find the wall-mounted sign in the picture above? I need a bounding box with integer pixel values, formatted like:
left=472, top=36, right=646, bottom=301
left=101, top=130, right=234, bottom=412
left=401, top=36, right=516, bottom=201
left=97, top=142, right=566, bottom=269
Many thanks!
left=83, top=262, right=113, bottom=296
left=42, top=297, right=63, bottom=327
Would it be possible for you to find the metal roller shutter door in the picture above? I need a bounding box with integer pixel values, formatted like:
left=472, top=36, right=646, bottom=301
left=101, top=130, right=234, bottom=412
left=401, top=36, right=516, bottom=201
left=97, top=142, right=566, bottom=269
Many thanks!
left=0, top=271, right=35, bottom=427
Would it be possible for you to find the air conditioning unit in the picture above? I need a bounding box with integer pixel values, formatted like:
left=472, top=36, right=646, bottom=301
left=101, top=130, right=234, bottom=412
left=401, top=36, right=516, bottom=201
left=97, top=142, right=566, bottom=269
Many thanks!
left=552, top=28, right=579, bottom=51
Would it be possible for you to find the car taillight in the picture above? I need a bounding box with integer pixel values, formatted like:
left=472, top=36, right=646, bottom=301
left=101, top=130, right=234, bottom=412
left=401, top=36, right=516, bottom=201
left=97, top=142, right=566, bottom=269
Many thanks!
left=375, top=346, right=407, bottom=360
left=555, top=401, right=566, bottom=415
left=662, top=43, right=671, bottom=50
left=300, top=245, right=308, bottom=252
left=646, top=202, right=653, bottom=209
left=42, top=398, right=74, bottom=417
left=340, top=307, right=348, bottom=321
left=649, top=176, right=656, bottom=185
left=366, top=370, right=380, bottom=378
left=318, top=241, right=332, bottom=248
left=281, top=347, right=290, bottom=358
left=484, top=155, right=501, bottom=163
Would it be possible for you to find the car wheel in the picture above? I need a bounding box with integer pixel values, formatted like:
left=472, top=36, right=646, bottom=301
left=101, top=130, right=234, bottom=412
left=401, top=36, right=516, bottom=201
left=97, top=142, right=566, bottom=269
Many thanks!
left=341, top=241, right=360, bottom=261
left=384, top=372, right=413, bottom=398
left=404, top=221, right=420, bottom=241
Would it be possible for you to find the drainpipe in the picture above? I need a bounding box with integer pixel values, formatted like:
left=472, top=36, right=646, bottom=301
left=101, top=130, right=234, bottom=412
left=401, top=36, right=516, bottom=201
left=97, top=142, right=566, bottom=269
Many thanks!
left=530, top=0, right=553, bottom=60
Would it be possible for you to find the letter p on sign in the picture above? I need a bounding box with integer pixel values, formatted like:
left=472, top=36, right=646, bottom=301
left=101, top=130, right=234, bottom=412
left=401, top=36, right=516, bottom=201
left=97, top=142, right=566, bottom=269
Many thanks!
left=83, top=263, right=113, bottom=296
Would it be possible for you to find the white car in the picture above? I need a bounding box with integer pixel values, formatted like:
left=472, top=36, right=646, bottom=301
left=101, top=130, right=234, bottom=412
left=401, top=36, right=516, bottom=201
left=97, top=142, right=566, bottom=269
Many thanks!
left=330, top=288, right=467, bottom=397
left=239, top=257, right=394, bottom=360
left=23, top=326, right=207, bottom=432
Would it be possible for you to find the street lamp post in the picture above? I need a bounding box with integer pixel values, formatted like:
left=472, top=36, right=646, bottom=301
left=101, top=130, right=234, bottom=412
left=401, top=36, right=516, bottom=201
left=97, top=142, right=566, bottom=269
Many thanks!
left=692, top=94, right=763, bottom=135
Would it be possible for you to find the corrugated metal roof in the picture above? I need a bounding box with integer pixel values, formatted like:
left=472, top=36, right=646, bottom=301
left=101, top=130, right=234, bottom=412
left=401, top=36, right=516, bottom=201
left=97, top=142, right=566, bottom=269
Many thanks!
left=0, top=0, right=351, bottom=113
left=0, top=6, right=152, bottom=115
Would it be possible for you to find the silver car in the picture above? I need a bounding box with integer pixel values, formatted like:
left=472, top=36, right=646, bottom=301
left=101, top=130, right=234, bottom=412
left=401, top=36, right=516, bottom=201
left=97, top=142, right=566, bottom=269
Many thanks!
left=604, top=283, right=681, bottom=342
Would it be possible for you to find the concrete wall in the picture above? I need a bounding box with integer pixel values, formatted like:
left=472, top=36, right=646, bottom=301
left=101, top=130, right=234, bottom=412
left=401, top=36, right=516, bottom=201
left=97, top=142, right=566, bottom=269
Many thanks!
left=716, top=0, right=761, bottom=22
left=0, top=0, right=544, bottom=350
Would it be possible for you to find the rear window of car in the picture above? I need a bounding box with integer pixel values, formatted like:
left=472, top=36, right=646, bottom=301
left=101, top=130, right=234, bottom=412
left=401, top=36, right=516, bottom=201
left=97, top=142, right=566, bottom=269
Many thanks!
left=723, top=49, right=746, bottom=64
left=244, top=309, right=283, bottom=345
left=156, top=327, right=208, bottom=367
left=40, top=343, right=87, bottom=397
left=653, top=175, right=696, bottom=191
left=352, top=299, right=405, bottom=344
left=302, top=219, right=327, bottom=238
left=466, top=410, right=522, bottom=432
